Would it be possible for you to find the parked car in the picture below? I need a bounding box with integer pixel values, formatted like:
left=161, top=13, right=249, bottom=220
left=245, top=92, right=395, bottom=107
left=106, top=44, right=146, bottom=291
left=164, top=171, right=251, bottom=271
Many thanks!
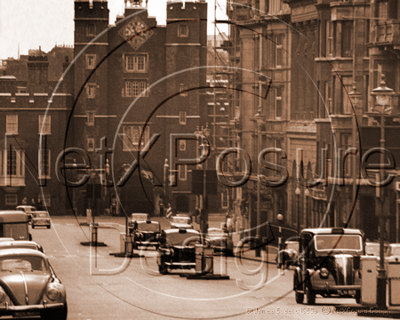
left=16, top=205, right=36, bottom=223
left=128, top=213, right=149, bottom=228
left=130, top=220, right=161, bottom=249
left=31, top=210, right=51, bottom=229
left=0, top=248, right=67, bottom=319
left=275, top=238, right=299, bottom=268
left=294, top=228, right=364, bottom=305
left=0, top=240, right=43, bottom=252
left=365, top=241, right=390, bottom=258
left=206, top=228, right=233, bottom=256
left=170, top=216, right=193, bottom=229
left=0, top=211, right=31, bottom=241
left=390, top=243, right=400, bottom=256
left=157, top=228, right=200, bottom=274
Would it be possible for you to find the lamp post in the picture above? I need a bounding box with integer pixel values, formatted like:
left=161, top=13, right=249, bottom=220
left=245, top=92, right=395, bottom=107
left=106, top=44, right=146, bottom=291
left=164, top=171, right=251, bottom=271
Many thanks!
left=200, top=123, right=211, bottom=239
left=163, top=158, right=169, bottom=208
left=371, top=74, right=394, bottom=309
left=295, top=187, right=301, bottom=234
left=304, top=188, right=310, bottom=228
left=349, top=83, right=362, bottom=229
left=277, top=213, right=284, bottom=272
left=254, top=108, right=264, bottom=257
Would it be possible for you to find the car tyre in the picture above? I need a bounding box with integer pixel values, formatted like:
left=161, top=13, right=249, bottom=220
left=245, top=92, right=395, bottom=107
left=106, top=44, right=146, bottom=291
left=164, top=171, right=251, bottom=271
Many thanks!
left=41, top=303, right=68, bottom=320
left=32, top=225, right=35, bottom=229
left=159, top=261, right=168, bottom=275
left=47, top=225, right=51, bottom=229
left=294, top=273, right=304, bottom=304
left=305, top=279, right=316, bottom=305
left=355, top=290, right=361, bottom=304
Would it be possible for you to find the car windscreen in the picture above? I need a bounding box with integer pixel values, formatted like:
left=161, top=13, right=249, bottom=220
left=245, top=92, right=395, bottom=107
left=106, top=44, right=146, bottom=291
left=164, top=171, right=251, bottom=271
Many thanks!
left=365, top=243, right=380, bottom=256
left=315, top=234, right=362, bottom=252
left=165, top=233, right=199, bottom=246
left=172, top=217, right=190, bottom=224
left=37, top=213, right=49, bottom=218
left=137, top=223, right=159, bottom=232
left=391, top=246, right=400, bottom=256
left=0, top=255, right=48, bottom=272
left=286, top=242, right=299, bottom=251
left=131, top=214, right=148, bottom=221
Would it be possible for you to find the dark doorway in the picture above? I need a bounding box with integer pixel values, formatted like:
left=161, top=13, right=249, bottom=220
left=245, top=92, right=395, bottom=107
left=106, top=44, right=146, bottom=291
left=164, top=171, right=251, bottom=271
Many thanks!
left=176, top=195, right=189, bottom=213
left=360, top=195, right=378, bottom=241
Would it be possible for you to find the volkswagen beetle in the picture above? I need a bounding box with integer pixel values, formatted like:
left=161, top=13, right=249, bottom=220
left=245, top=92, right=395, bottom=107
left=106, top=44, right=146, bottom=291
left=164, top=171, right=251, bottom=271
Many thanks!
left=0, top=248, right=67, bottom=319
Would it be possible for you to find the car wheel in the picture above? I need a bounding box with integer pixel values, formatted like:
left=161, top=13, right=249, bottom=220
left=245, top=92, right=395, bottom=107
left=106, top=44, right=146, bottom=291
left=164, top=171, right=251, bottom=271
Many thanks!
left=41, top=303, right=68, bottom=320
left=47, top=225, right=51, bottom=229
left=355, top=291, right=361, bottom=304
left=305, top=279, right=316, bottom=305
left=159, top=262, right=168, bottom=275
left=32, top=225, right=35, bottom=229
left=294, top=273, right=304, bottom=304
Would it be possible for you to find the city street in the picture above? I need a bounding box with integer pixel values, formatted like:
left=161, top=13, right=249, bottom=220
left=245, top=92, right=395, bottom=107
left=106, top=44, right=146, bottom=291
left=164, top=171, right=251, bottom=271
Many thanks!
left=27, top=216, right=384, bottom=320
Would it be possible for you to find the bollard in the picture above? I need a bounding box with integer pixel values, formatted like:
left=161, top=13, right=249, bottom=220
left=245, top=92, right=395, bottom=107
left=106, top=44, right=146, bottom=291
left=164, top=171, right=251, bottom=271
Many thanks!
left=91, top=223, right=98, bottom=244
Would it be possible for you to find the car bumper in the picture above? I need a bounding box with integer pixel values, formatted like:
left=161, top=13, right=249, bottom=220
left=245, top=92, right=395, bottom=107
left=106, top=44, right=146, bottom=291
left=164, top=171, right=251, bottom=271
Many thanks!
left=0, top=302, right=65, bottom=317
left=32, top=219, right=50, bottom=226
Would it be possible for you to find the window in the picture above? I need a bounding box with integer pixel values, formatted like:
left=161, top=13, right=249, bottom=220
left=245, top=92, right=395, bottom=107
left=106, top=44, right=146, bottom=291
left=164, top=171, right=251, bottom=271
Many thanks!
left=275, top=87, right=282, bottom=119
left=377, top=1, right=388, bottom=20
left=125, top=54, right=147, bottom=72
left=341, top=134, right=351, bottom=177
left=43, top=194, right=51, bottom=207
left=5, top=194, right=17, bottom=206
left=179, top=140, right=186, bottom=151
left=85, top=54, right=96, bottom=69
left=178, top=164, right=187, bottom=181
left=325, top=81, right=332, bottom=115
left=6, top=115, right=18, bottom=134
left=39, top=149, right=50, bottom=178
left=7, top=149, right=16, bottom=176
left=179, top=111, right=187, bottom=125
left=275, top=34, right=283, bottom=67
left=87, top=137, right=95, bottom=152
left=87, top=112, right=95, bottom=126
left=87, top=23, right=95, bottom=36
left=17, top=86, right=27, bottom=94
left=38, top=115, right=51, bottom=135
left=326, top=20, right=334, bottom=57
left=341, top=76, right=352, bottom=114
left=178, top=24, right=188, bottom=37
left=179, top=84, right=188, bottom=96
left=122, top=125, right=150, bottom=151
left=86, top=84, right=96, bottom=99
left=124, top=81, right=148, bottom=97
left=341, top=21, right=353, bottom=57
left=221, top=189, right=229, bottom=209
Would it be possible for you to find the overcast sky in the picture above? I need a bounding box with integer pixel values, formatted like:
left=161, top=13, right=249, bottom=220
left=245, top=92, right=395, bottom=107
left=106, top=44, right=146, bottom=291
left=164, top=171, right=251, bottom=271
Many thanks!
left=0, top=0, right=228, bottom=60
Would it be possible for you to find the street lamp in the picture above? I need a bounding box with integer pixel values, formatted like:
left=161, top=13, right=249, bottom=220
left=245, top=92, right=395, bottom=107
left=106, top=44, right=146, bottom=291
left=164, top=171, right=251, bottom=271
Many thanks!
left=371, top=74, right=395, bottom=309
left=254, top=107, right=264, bottom=257
left=163, top=158, right=169, bottom=209
left=277, top=213, right=284, bottom=271
left=349, top=83, right=362, bottom=229
left=200, top=123, right=211, bottom=239
left=304, top=188, right=310, bottom=228
left=295, top=187, right=301, bottom=234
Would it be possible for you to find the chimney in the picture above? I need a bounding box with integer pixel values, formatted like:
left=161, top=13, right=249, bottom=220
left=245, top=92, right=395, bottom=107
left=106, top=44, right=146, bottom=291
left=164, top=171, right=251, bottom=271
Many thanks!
left=27, top=53, right=49, bottom=93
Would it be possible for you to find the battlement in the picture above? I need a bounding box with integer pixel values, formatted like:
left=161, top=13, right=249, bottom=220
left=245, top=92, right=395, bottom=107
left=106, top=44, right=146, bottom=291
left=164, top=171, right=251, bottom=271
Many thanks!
left=75, top=0, right=109, bottom=20
left=167, top=1, right=207, bottom=20
left=0, top=93, right=71, bottom=109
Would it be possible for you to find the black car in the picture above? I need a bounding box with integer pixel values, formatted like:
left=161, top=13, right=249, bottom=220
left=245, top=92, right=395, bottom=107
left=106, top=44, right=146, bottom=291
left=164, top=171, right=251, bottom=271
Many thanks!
left=275, top=238, right=299, bottom=268
left=293, top=228, right=364, bottom=305
left=157, top=228, right=200, bottom=274
left=130, top=220, right=161, bottom=249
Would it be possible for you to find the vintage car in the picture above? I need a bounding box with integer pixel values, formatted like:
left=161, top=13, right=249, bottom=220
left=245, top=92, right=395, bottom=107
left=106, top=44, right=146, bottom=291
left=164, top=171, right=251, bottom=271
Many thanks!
left=275, top=238, right=299, bottom=268
left=130, top=220, right=161, bottom=249
left=128, top=213, right=149, bottom=228
left=365, top=241, right=390, bottom=258
left=170, top=216, right=193, bottom=229
left=0, top=240, right=44, bottom=252
left=157, top=228, right=200, bottom=274
left=294, top=228, right=364, bottom=305
left=0, top=211, right=31, bottom=241
left=206, top=228, right=233, bottom=256
left=0, top=248, right=67, bottom=320
left=31, top=210, right=51, bottom=229
left=15, top=205, right=36, bottom=223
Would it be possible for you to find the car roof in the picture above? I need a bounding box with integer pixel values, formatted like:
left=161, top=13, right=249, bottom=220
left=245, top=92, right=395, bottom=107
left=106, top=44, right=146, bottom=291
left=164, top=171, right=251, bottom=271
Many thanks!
left=0, top=248, right=46, bottom=258
left=16, top=205, right=35, bottom=209
left=164, top=228, right=199, bottom=235
left=300, top=228, right=363, bottom=236
left=0, top=211, right=29, bottom=222
left=131, top=213, right=149, bottom=216
left=208, top=228, right=223, bottom=232
left=0, top=240, right=39, bottom=248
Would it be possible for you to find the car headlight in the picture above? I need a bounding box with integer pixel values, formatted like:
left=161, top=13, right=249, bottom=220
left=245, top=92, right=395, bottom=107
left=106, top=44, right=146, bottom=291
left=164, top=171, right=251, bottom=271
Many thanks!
left=46, top=284, right=60, bottom=301
left=320, top=267, right=329, bottom=279
left=0, top=287, right=6, bottom=303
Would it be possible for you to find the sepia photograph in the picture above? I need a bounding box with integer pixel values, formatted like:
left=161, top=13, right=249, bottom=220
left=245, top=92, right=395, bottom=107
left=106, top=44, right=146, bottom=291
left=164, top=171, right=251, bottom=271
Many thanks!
left=1, top=0, right=400, bottom=319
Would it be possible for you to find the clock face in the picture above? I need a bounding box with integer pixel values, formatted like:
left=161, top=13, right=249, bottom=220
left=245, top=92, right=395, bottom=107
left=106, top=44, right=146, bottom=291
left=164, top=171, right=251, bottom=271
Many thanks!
left=119, top=18, right=153, bottom=50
